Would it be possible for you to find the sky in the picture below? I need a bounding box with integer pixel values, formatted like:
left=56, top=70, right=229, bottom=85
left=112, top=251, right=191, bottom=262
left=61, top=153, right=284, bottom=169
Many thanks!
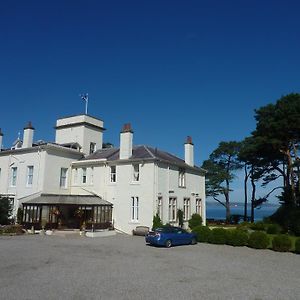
left=1, top=0, right=300, bottom=203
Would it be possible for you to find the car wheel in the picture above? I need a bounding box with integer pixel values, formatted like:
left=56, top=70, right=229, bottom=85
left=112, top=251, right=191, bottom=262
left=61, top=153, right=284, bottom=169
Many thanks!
left=191, top=238, right=197, bottom=245
left=165, top=239, right=172, bottom=248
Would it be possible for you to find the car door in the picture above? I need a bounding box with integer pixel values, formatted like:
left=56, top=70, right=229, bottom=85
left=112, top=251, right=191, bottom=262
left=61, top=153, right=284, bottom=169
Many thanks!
left=177, top=229, right=191, bottom=245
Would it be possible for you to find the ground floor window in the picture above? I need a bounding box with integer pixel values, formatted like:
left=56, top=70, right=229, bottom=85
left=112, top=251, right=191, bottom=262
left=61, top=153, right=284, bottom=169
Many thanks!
left=157, top=196, right=163, bottom=219
left=196, top=198, right=202, bottom=215
left=131, top=197, right=139, bottom=221
left=183, top=198, right=190, bottom=221
left=168, top=197, right=177, bottom=222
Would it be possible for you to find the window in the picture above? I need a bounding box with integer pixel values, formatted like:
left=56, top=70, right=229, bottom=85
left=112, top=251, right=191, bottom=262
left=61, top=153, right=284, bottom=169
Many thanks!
left=157, top=196, right=163, bottom=219
left=90, top=167, right=94, bottom=185
left=60, top=168, right=68, bottom=187
left=196, top=198, right=202, bottom=215
left=26, top=166, right=34, bottom=186
left=73, top=168, right=78, bottom=184
left=110, top=166, right=116, bottom=182
left=133, top=164, right=140, bottom=182
left=11, top=167, right=17, bottom=187
left=178, top=169, right=186, bottom=187
left=82, top=168, right=87, bottom=184
left=168, top=197, right=177, bottom=221
left=183, top=198, right=190, bottom=220
left=89, top=142, right=96, bottom=154
left=131, top=196, right=139, bottom=221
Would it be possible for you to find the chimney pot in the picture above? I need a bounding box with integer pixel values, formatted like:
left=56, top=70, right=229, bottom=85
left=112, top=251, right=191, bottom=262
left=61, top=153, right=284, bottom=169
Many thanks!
left=186, top=136, right=193, bottom=145
left=24, top=121, right=35, bottom=130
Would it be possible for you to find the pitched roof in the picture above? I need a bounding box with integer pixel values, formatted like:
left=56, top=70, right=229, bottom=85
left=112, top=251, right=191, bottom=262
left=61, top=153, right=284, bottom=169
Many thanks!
left=82, top=145, right=204, bottom=172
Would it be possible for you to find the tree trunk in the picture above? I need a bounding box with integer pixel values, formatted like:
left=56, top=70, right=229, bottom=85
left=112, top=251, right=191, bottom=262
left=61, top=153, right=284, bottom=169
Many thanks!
left=225, top=178, right=231, bottom=222
left=286, top=148, right=296, bottom=204
left=250, top=167, right=256, bottom=223
left=244, top=164, right=249, bottom=222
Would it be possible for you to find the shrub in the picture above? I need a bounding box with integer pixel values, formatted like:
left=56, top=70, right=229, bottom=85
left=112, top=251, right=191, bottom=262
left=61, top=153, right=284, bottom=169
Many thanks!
left=152, top=214, right=163, bottom=230
left=0, top=225, right=24, bottom=235
left=248, top=231, right=269, bottom=249
left=272, top=235, right=292, bottom=252
left=188, top=214, right=202, bottom=230
left=227, top=229, right=248, bottom=247
left=250, top=221, right=266, bottom=231
left=266, top=224, right=282, bottom=234
left=192, top=226, right=211, bottom=243
left=295, top=238, right=300, bottom=254
left=0, top=197, right=13, bottom=225
left=177, top=209, right=184, bottom=228
left=208, top=228, right=228, bottom=244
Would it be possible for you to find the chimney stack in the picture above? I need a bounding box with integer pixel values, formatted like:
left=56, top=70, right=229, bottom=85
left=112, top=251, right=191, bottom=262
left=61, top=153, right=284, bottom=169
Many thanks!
left=22, top=121, right=34, bottom=148
left=120, top=123, right=133, bottom=159
left=0, top=128, right=3, bottom=151
left=184, top=136, right=194, bottom=166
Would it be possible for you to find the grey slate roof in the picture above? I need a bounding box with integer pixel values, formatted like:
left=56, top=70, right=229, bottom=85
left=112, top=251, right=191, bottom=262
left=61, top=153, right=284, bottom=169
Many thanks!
left=22, top=194, right=112, bottom=206
left=82, top=145, right=204, bottom=172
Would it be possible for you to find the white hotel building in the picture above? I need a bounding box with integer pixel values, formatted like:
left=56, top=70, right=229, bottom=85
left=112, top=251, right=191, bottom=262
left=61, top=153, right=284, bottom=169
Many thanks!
left=0, top=114, right=206, bottom=234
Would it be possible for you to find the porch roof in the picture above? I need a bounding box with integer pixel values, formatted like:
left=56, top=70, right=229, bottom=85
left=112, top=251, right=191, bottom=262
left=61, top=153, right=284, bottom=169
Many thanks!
left=21, top=193, right=112, bottom=206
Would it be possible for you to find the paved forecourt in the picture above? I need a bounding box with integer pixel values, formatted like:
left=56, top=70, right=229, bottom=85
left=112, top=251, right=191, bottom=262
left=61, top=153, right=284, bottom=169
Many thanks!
left=0, top=234, right=299, bottom=300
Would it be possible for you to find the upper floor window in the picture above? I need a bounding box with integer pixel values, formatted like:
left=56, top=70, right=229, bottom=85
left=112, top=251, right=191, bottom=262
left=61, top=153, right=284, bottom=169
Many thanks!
left=110, top=166, right=116, bottom=183
left=168, top=197, right=177, bottom=222
left=60, top=168, right=68, bottom=188
left=183, top=198, right=190, bottom=221
left=131, top=196, right=139, bottom=221
left=82, top=167, right=87, bottom=184
left=11, top=167, right=17, bottom=187
left=26, top=166, right=34, bottom=186
left=178, top=168, right=186, bottom=187
left=196, top=198, right=202, bottom=215
left=133, top=164, right=140, bottom=182
left=89, top=142, right=96, bottom=154
left=73, top=168, right=78, bottom=184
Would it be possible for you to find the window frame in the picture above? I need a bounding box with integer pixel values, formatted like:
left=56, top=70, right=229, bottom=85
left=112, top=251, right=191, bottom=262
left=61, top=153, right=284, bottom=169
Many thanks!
left=110, top=165, right=116, bottom=183
left=89, top=142, right=96, bottom=154
left=183, top=198, right=190, bottom=221
left=11, top=167, right=18, bottom=187
left=178, top=168, right=186, bottom=188
left=131, top=196, right=139, bottom=222
left=82, top=167, right=87, bottom=184
left=132, top=164, right=140, bottom=182
left=60, top=168, right=68, bottom=188
left=26, top=165, right=34, bottom=187
left=196, top=198, right=202, bottom=215
left=168, top=197, right=177, bottom=222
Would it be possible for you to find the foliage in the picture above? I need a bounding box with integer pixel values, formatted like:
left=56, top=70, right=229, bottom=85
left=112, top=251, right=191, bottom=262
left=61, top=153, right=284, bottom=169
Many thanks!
left=202, top=141, right=242, bottom=221
left=0, top=224, right=24, bottom=235
left=17, top=208, right=23, bottom=224
left=295, top=238, right=300, bottom=254
left=272, top=235, right=292, bottom=252
left=208, top=228, right=228, bottom=244
left=266, top=223, right=282, bottom=235
left=192, top=225, right=211, bottom=243
left=188, top=213, right=202, bottom=229
left=248, top=231, right=269, bottom=249
left=250, top=221, right=266, bottom=231
left=177, top=209, right=184, bottom=228
left=226, top=229, right=248, bottom=247
left=270, top=205, right=300, bottom=236
left=0, top=197, right=13, bottom=225
left=152, top=214, right=163, bottom=230
left=229, top=214, right=244, bottom=224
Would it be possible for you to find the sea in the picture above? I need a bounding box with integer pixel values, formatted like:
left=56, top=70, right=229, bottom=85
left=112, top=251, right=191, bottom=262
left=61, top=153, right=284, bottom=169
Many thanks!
left=206, top=202, right=280, bottom=221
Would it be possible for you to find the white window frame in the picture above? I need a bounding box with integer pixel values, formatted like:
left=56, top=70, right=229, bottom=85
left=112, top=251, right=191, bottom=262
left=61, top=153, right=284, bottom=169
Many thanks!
left=11, top=167, right=17, bottom=187
left=60, top=168, right=68, bottom=188
left=110, top=166, right=116, bottom=183
left=131, top=196, right=139, bottom=222
left=168, top=197, right=177, bottom=222
left=82, top=167, right=87, bottom=184
left=89, top=142, right=96, bottom=154
left=178, top=169, right=186, bottom=187
left=183, top=198, right=190, bottom=221
left=196, top=198, right=202, bottom=215
left=132, top=164, right=140, bottom=182
left=26, top=166, right=34, bottom=187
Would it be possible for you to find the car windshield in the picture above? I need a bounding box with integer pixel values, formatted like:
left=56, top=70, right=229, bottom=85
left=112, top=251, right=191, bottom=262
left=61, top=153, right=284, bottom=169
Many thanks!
left=155, top=227, right=187, bottom=234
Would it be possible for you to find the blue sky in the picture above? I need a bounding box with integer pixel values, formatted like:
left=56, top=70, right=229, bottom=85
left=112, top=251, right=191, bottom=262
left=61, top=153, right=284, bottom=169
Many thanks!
left=1, top=1, right=300, bottom=202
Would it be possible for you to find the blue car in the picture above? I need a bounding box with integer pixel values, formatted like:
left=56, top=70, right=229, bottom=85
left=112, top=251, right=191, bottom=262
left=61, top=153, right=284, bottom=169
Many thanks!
left=145, top=226, right=197, bottom=248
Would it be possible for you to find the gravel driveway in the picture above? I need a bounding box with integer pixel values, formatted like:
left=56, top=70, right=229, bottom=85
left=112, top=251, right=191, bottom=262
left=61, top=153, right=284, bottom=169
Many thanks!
left=0, top=234, right=299, bottom=300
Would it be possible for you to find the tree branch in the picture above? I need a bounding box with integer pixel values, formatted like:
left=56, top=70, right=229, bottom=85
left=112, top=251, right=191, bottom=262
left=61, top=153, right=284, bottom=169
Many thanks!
left=213, top=197, right=226, bottom=208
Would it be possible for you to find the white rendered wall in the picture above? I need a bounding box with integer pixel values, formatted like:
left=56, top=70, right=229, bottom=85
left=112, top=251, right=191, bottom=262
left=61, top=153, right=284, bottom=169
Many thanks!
left=157, top=163, right=206, bottom=226
left=22, top=129, right=34, bottom=148
left=184, top=143, right=194, bottom=166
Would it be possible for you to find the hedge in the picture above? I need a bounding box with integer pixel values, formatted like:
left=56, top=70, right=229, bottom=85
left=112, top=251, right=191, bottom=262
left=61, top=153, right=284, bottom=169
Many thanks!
left=208, top=228, right=228, bottom=245
left=272, top=235, right=292, bottom=252
left=227, top=229, right=248, bottom=247
left=192, top=226, right=211, bottom=243
left=248, top=231, right=269, bottom=249
left=295, top=238, right=300, bottom=254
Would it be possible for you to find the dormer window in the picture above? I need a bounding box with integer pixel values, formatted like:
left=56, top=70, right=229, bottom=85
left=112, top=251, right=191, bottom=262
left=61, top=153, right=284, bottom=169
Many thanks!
left=178, top=168, right=186, bottom=187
